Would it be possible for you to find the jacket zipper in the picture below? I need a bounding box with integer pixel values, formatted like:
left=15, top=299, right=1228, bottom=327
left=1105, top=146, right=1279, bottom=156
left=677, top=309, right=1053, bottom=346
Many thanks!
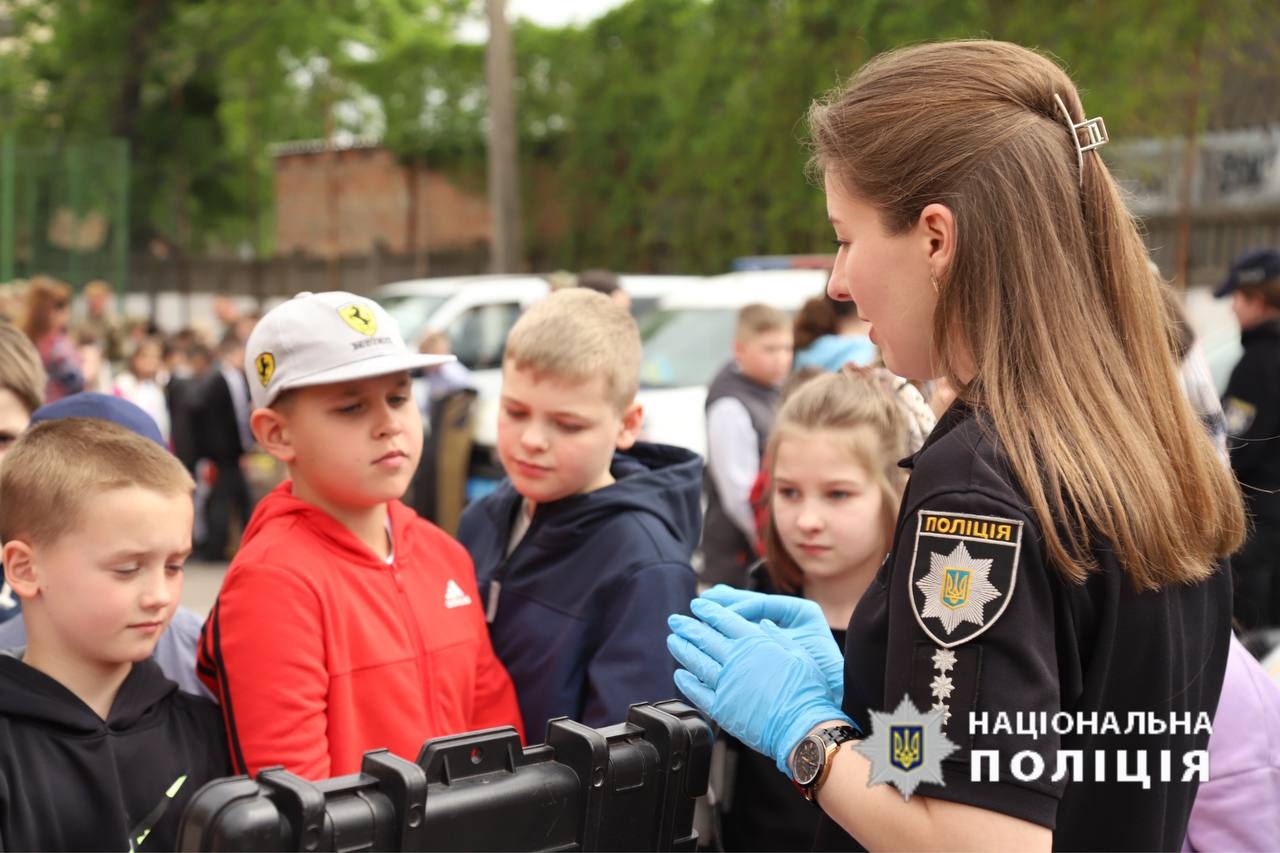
left=485, top=501, right=540, bottom=624
left=389, top=551, right=436, bottom=732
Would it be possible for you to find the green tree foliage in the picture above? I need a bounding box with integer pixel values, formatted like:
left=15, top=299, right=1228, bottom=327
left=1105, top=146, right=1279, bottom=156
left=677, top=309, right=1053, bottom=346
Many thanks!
left=1, top=0, right=471, bottom=254
left=533, top=0, right=1274, bottom=272
left=1, top=0, right=1273, bottom=271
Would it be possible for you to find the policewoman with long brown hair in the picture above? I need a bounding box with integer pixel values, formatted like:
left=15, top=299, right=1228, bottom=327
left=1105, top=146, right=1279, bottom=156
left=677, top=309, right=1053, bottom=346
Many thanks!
left=668, top=40, right=1244, bottom=851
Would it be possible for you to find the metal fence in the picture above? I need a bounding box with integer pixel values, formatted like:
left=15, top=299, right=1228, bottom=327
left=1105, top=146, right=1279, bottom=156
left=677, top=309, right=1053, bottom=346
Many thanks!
left=129, top=243, right=491, bottom=301
left=1110, top=128, right=1280, bottom=285
left=0, top=134, right=129, bottom=291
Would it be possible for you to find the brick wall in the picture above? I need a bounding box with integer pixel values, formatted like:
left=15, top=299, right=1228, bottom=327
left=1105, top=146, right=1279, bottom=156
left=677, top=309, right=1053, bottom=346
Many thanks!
left=273, top=145, right=494, bottom=256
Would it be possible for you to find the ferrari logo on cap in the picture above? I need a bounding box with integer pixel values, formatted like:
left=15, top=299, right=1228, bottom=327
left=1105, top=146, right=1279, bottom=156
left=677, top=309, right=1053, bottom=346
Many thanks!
left=339, top=303, right=378, bottom=336
left=255, top=352, right=275, bottom=387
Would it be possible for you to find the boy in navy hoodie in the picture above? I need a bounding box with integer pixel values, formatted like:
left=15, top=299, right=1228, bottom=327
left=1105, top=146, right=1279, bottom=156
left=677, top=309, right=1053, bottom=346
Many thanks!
left=0, top=418, right=228, bottom=851
left=458, top=288, right=702, bottom=739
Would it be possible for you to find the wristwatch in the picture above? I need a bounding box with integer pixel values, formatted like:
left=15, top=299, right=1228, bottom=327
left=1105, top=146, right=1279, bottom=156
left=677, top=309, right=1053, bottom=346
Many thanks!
left=791, top=724, right=859, bottom=802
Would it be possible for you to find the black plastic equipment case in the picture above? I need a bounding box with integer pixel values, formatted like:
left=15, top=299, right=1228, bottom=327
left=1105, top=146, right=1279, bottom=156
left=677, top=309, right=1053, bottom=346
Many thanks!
left=177, top=700, right=712, bottom=851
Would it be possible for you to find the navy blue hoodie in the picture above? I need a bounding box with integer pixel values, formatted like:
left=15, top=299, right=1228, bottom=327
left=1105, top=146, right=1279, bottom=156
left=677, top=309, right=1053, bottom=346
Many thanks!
left=457, top=442, right=702, bottom=740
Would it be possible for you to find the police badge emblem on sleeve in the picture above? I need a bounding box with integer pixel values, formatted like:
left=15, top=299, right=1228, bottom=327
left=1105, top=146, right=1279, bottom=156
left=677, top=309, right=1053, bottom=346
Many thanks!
left=910, top=510, right=1021, bottom=648
left=855, top=695, right=959, bottom=800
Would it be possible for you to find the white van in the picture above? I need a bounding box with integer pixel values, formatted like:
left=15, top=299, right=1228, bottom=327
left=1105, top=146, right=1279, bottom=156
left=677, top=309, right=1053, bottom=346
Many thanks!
left=374, top=273, right=705, bottom=483
left=636, top=269, right=832, bottom=458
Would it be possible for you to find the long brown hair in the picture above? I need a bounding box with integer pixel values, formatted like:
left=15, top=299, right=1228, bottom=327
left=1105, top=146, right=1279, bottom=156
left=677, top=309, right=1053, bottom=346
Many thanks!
left=764, top=368, right=908, bottom=594
left=808, top=40, right=1243, bottom=589
left=20, top=276, right=72, bottom=343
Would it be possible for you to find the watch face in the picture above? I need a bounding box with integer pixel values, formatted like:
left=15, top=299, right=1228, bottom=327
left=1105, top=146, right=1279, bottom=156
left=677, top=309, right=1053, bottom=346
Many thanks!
left=793, top=736, right=824, bottom=786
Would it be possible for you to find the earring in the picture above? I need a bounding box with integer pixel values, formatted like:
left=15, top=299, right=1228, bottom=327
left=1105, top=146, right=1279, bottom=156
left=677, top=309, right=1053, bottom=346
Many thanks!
left=930, top=273, right=940, bottom=294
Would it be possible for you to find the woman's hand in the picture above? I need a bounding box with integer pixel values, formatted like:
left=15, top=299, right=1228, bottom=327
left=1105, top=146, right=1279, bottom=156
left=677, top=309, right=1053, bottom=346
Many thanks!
left=668, top=597, right=853, bottom=774
left=700, top=584, right=847, bottom=704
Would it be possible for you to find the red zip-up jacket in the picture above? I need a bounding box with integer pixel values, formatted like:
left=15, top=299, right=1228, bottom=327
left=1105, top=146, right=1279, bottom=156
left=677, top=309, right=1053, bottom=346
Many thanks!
left=197, top=482, right=523, bottom=779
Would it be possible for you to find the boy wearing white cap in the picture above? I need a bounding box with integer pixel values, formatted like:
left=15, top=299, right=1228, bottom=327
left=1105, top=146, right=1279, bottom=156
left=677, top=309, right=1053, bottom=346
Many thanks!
left=196, top=291, right=523, bottom=780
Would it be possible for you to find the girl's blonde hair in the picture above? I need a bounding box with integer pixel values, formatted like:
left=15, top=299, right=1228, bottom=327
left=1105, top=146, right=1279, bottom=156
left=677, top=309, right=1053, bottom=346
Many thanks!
left=764, top=367, right=908, bottom=594
left=808, top=40, right=1244, bottom=588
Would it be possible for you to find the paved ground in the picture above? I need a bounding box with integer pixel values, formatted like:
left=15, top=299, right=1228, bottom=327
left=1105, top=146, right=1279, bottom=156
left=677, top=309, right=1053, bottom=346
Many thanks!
left=183, top=560, right=230, bottom=617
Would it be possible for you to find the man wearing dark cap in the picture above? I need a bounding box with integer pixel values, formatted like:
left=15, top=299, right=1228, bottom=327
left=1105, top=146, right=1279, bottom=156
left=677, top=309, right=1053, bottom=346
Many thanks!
left=1216, top=248, right=1280, bottom=630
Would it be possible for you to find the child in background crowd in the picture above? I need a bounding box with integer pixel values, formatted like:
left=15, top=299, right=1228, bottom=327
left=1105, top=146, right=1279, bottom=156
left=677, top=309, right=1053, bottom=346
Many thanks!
left=792, top=294, right=876, bottom=372
left=75, top=328, right=113, bottom=394
left=703, top=304, right=793, bottom=587
left=114, top=336, right=170, bottom=443
left=413, top=330, right=475, bottom=420
left=21, top=276, right=83, bottom=403
left=79, top=279, right=125, bottom=362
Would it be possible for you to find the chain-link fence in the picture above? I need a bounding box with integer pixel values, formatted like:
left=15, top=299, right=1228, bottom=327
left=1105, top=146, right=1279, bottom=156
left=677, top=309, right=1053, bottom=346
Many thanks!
left=0, top=134, right=129, bottom=293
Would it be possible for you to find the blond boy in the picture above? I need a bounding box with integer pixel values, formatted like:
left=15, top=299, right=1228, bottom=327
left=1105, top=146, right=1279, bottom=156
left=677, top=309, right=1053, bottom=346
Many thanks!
left=0, top=419, right=228, bottom=851
left=457, top=288, right=702, bottom=737
left=702, top=304, right=793, bottom=587
left=197, top=291, right=522, bottom=780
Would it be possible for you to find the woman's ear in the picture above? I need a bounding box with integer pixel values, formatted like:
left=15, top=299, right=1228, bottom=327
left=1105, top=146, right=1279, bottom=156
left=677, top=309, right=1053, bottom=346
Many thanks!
left=251, top=407, right=296, bottom=464
left=917, top=202, right=957, bottom=279
left=3, top=541, right=40, bottom=601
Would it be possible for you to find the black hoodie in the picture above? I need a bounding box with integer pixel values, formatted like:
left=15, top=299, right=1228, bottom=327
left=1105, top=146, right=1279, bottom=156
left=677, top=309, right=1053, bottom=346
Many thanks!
left=0, top=654, right=229, bottom=852
left=457, top=441, right=702, bottom=738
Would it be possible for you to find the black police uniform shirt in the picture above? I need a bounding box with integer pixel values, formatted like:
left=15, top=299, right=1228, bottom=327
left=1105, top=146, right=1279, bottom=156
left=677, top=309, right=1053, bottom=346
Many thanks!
left=1222, top=316, right=1280, bottom=517
left=812, top=399, right=1232, bottom=852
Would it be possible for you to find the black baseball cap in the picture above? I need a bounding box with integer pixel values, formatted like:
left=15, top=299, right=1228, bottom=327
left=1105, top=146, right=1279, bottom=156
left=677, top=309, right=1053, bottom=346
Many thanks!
left=1214, top=248, right=1280, bottom=298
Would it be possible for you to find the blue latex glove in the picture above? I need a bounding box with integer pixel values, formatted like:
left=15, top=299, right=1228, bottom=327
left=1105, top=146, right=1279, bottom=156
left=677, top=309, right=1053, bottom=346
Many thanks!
left=668, top=597, right=852, bottom=775
left=701, top=584, right=846, bottom=705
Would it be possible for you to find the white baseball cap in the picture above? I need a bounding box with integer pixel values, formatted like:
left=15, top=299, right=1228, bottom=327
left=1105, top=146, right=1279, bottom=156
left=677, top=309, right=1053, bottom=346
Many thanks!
left=244, top=290, right=454, bottom=409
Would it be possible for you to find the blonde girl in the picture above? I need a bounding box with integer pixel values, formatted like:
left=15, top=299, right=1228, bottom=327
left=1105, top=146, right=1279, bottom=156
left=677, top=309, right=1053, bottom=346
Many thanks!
left=669, top=40, right=1243, bottom=851
left=763, top=368, right=908, bottom=628
left=720, top=368, right=914, bottom=852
